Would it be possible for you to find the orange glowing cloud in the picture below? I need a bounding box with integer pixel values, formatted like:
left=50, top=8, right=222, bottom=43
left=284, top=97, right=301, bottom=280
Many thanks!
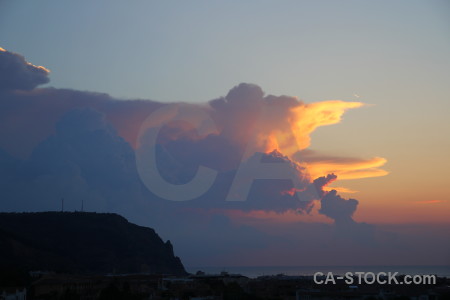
left=323, top=186, right=359, bottom=194
left=304, top=156, right=388, bottom=180
left=414, top=200, right=446, bottom=204
left=287, top=100, right=364, bottom=154
left=252, top=99, right=387, bottom=183
left=247, top=99, right=365, bottom=158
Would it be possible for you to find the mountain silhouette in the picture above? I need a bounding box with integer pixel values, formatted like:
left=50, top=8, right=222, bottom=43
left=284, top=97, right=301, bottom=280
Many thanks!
left=0, top=212, right=186, bottom=275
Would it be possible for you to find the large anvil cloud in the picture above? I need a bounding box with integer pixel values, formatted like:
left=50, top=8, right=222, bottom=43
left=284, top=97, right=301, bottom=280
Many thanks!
left=0, top=46, right=387, bottom=229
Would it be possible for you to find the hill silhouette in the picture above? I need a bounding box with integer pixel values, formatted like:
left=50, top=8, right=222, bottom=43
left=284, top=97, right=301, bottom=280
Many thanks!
left=0, top=212, right=186, bottom=275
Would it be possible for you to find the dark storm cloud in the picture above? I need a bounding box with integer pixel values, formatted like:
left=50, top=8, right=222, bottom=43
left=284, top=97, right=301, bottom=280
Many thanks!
left=0, top=49, right=359, bottom=217
left=0, top=86, right=164, bottom=158
left=0, top=47, right=392, bottom=265
left=319, top=189, right=358, bottom=224
left=0, top=47, right=49, bottom=91
left=1, top=108, right=147, bottom=213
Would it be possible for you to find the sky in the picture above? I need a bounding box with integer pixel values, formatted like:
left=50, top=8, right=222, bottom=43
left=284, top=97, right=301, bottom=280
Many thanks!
left=0, top=1, right=449, bottom=267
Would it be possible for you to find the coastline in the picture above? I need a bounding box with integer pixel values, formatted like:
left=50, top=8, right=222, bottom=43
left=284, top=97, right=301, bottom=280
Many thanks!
left=186, top=265, right=450, bottom=279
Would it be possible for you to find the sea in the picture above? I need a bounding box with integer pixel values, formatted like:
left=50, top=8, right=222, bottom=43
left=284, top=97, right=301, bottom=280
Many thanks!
left=186, top=265, right=450, bottom=278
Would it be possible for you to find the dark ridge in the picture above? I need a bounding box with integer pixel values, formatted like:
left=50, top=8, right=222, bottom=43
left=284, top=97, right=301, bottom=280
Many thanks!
left=0, top=211, right=186, bottom=276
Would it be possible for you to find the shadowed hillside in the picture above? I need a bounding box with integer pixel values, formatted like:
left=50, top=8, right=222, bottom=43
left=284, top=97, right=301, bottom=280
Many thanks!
left=0, top=212, right=186, bottom=276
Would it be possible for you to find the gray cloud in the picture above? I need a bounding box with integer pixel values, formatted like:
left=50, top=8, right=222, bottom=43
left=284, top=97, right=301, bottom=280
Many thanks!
left=1, top=108, right=151, bottom=215
left=0, top=86, right=164, bottom=158
left=319, top=190, right=358, bottom=224
left=1, top=47, right=447, bottom=267
left=0, top=47, right=49, bottom=91
left=0, top=51, right=367, bottom=225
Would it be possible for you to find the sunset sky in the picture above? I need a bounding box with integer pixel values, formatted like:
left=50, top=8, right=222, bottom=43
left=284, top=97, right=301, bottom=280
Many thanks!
left=0, top=1, right=449, bottom=267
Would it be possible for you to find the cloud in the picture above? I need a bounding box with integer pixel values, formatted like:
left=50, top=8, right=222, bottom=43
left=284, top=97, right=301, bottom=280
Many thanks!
left=0, top=85, right=164, bottom=158
left=414, top=200, right=446, bottom=204
left=323, top=186, right=358, bottom=194
left=0, top=50, right=387, bottom=188
left=206, top=84, right=365, bottom=161
left=313, top=178, right=375, bottom=244
left=1, top=47, right=427, bottom=267
left=0, top=54, right=381, bottom=216
left=294, top=149, right=388, bottom=185
left=288, top=100, right=365, bottom=153
left=1, top=108, right=147, bottom=213
left=319, top=189, right=358, bottom=224
left=0, top=47, right=50, bottom=91
left=312, top=174, right=361, bottom=223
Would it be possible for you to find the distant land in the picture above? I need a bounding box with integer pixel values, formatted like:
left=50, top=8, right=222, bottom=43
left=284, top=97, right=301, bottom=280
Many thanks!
left=0, top=212, right=186, bottom=276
